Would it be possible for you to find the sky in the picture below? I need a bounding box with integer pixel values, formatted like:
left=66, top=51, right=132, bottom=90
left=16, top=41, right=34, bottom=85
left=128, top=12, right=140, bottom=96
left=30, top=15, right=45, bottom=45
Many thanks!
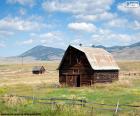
left=0, top=0, right=140, bottom=57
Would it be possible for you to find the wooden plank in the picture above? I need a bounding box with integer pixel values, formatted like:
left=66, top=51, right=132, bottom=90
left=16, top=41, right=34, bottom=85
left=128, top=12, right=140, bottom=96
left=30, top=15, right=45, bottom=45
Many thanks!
left=114, top=100, right=119, bottom=115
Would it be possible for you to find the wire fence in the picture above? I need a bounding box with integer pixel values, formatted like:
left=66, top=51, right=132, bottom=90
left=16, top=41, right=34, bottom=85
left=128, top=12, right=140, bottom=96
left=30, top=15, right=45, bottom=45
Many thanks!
left=1, top=95, right=140, bottom=115
left=120, top=72, right=140, bottom=76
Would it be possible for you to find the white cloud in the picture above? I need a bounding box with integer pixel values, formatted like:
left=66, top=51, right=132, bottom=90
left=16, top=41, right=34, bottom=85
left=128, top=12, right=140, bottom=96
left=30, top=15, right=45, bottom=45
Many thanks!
left=30, top=33, right=37, bottom=37
left=21, top=39, right=34, bottom=45
left=75, top=15, right=98, bottom=22
left=75, top=11, right=116, bottom=22
left=117, top=2, right=140, bottom=20
left=0, top=17, right=46, bottom=32
left=18, top=31, right=65, bottom=47
left=7, top=0, right=36, bottom=7
left=131, top=20, right=140, bottom=30
left=103, top=17, right=140, bottom=30
left=40, top=32, right=62, bottom=44
left=0, top=42, right=6, bottom=48
left=19, top=8, right=26, bottom=15
left=106, top=18, right=128, bottom=28
left=70, top=39, right=81, bottom=44
left=38, top=32, right=67, bottom=48
left=91, top=28, right=139, bottom=46
left=28, top=15, right=44, bottom=22
left=0, top=30, right=14, bottom=37
left=40, top=32, right=56, bottom=39
left=42, top=0, right=113, bottom=14
left=42, top=0, right=116, bottom=24
left=68, top=22, right=97, bottom=32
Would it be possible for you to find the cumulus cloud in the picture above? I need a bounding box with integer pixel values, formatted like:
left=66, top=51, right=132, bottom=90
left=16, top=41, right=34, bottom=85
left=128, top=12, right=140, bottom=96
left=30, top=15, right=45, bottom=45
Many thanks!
left=103, top=17, right=140, bottom=31
left=19, top=8, right=26, bottom=15
left=0, top=42, right=6, bottom=48
left=35, top=32, right=66, bottom=48
left=7, top=0, right=36, bottom=7
left=42, top=0, right=116, bottom=23
left=75, top=11, right=116, bottom=22
left=42, top=0, right=124, bottom=30
left=105, top=18, right=129, bottom=28
left=132, top=20, right=140, bottom=30
left=40, top=32, right=56, bottom=39
left=18, top=31, right=65, bottom=47
left=40, top=32, right=62, bottom=44
left=91, top=28, right=139, bottom=46
left=68, top=22, right=97, bottom=32
left=0, top=17, right=46, bottom=32
left=0, top=30, right=14, bottom=37
left=21, top=39, right=34, bottom=45
left=42, top=0, right=113, bottom=14
left=117, top=2, right=140, bottom=20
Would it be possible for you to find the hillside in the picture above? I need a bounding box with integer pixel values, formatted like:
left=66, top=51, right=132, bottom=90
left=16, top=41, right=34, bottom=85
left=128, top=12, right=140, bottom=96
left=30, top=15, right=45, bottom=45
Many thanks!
left=19, top=45, right=65, bottom=60
left=18, top=42, right=140, bottom=61
left=92, top=41, right=140, bottom=60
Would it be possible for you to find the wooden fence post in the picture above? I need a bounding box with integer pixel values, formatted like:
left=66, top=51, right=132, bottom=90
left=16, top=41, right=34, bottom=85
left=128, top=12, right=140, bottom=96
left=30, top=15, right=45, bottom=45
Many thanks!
left=81, top=100, right=83, bottom=107
left=114, top=100, right=119, bottom=115
left=72, top=98, right=75, bottom=107
left=32, top=96, right=35, bottom=104
left=51, top=98, right=55, bottom=110
left=90, top=106, right=93, bottom=116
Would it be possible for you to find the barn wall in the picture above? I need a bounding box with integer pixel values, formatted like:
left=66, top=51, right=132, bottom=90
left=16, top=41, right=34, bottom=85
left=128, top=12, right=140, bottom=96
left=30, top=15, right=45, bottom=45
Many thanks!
left=59, top=46, right=93, bottom=86
left=59, top=73, right=93, bottom=86
left=59, top=46, right=119, bottom=86
left=59, top=70, right=119, bottom=86
left=92, top=70, right=119, bottom=83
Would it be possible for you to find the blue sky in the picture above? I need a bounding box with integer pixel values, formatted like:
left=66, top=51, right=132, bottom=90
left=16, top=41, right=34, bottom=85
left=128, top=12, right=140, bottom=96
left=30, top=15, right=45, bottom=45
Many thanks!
left=0, top=0, right=140, bottom=57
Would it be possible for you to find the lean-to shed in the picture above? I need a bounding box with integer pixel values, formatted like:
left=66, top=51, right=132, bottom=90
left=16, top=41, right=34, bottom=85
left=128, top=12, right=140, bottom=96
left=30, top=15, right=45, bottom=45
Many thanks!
left=58, top=45, right=120, bottom=87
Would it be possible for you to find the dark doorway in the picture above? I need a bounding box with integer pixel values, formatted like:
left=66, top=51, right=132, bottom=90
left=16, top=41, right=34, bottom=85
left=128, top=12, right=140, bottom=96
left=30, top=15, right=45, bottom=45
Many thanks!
left=77, top=75, right=80, bottom=87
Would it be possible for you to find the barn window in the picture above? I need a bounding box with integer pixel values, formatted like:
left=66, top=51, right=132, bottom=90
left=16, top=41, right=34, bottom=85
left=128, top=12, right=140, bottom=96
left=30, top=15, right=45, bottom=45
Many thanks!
left=76, top=58, right=79, bottom=63
left=73, top=69, right=79, bottom=74
left=97, top=76, right=100, bottom=79
left=70, top=54, right=71, bottom=64
left=76, top=52, right=81, bottom=64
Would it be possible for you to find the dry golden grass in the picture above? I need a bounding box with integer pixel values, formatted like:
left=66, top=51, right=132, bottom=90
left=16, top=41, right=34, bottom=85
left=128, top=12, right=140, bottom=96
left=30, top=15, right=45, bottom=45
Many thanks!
left=0, top=60, right=139, bottom=93
left=117, top=60, right=140, bottom=71
left=0, top=61, right=59, bottom=87
left=0, top=60, right=139, bottom=88
left=2, top=94, right=27, bottom=107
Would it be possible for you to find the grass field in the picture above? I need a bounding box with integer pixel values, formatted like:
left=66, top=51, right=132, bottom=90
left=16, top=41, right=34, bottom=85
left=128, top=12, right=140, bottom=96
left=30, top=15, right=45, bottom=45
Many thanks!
left=0, top=60, right=140, bottom=116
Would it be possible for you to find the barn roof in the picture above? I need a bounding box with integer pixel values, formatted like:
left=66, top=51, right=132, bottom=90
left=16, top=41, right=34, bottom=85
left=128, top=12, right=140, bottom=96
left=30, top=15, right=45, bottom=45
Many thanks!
left=58, top=45, right=120, bottom=70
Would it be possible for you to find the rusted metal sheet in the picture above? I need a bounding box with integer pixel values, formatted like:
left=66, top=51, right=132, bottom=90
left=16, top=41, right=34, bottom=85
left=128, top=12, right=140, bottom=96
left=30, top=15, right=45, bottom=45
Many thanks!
left=70, top=45, right=120, bottom=70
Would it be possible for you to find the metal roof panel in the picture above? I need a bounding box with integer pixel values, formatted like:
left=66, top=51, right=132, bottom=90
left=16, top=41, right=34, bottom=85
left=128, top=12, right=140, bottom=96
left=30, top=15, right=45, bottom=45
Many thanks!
left=71, top=45, right=120, bottom=70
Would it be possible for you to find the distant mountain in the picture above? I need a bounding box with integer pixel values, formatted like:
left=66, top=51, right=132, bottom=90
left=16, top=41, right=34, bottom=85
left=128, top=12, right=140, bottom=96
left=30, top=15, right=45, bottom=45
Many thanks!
left=92, top=42, right=140, bottom=52
left=19, top=45, right=65, bottom=60
left=92, top=41, right=140, bottom=60
left=19, top=41, right=140, bottom=61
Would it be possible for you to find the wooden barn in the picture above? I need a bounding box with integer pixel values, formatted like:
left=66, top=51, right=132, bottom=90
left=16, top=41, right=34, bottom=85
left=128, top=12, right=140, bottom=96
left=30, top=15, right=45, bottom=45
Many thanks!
left=32, top=66, right=45, bottom=74
left=58, top=45, right=120, bottom=87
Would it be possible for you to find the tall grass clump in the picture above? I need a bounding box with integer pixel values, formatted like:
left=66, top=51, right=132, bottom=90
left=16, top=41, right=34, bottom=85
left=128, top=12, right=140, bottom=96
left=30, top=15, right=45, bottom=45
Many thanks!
left=2, top=94, right=27, bottom=107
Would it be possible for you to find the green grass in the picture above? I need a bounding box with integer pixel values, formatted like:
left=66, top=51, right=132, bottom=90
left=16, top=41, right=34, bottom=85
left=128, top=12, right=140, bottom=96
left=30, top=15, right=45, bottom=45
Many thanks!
left=0, top=61, right=140, bottom=115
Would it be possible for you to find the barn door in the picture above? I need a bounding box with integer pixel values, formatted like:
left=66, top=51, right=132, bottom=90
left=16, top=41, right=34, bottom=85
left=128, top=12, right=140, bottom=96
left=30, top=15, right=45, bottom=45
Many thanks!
left=66, top=75, right=80, bottom=87
left=66, top=75, right=76, bottom=86
left=76, top=75, right=80, bottom=87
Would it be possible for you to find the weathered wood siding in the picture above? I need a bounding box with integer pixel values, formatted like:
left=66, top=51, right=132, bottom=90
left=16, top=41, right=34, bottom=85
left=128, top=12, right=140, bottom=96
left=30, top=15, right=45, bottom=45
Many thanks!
left=59, top=47, right=93, bottom=86
left=92, top=70, right=119, bottom=83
